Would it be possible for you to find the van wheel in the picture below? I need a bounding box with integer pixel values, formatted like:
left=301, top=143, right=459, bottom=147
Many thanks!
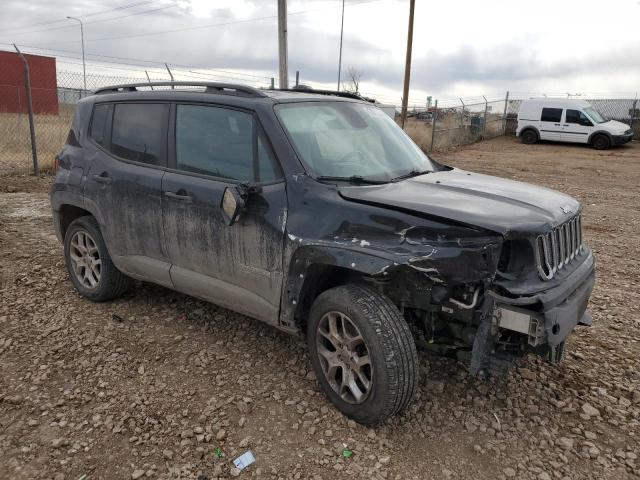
left=64, top=216, right=131, bottom=302
left=521, top=129, right=538, bottom=144
left=307, top=285, right=418, bottom=425
left=591, top=134, right=610, bottom=150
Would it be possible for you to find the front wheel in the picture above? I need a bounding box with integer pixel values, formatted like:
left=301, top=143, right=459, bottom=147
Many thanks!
left=591, top=134, right=610, bottom=150
left=307, top=285, right=418, bottom=425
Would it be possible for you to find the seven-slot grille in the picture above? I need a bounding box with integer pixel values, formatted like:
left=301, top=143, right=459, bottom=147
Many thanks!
left=536, top=215, right=583, bottom=280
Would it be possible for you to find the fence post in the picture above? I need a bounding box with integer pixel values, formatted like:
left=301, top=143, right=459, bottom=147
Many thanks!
left=429, top=99, right=438, bottom=153
left=145, top=70, right=154, bottom=90
left=14, top=44, right=39, bottom=176
left=459, top=98, right=465, bottom=127
left=270, top=77, right=275, bottom=89
left=295, top=70, right=299, bottom=87
left=482, top=95, right=488, bottom=139
left=502, top=91, right=510, bottom=135
left=165, top=63, right=175, bottom=89
left=630, top=97, right=638, bottom=132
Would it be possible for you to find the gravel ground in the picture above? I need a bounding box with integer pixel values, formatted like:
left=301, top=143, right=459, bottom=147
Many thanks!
left=1, top=136, right=639, bottom=480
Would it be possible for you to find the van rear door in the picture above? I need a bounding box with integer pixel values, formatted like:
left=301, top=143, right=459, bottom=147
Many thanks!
left=561, top=109, right=593, bottom=144
left=539, top=107, right=563, bottom=141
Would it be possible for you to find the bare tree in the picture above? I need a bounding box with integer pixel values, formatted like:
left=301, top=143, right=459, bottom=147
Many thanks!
left=342, top=66, right=363, bottom=94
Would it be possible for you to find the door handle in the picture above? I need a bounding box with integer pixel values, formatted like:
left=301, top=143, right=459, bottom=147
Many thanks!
left=554, top=123, right=561, bottom=126
left=91, top=173, right=112, bottom=185
left=164, top=191, right=193, bottom=203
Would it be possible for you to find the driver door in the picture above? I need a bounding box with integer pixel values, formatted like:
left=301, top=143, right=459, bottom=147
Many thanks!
left=561, top=109, right=593, bottom=144
left=162, top=103, right=286, bottom=324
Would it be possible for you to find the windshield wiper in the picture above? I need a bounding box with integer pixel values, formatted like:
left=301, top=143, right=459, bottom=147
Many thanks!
left=315, top=175, right=388, bottom=185
left=390, top=169, right=431, bottom=182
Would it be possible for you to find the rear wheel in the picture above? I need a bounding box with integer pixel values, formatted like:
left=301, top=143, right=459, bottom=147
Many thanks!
left=64, top=216, right=131, bottom=301
left=591, top=134, right=610, bottom=150
left=307, top=285, right=418, bottom=425
left=520, top=129, right=538, bottom=144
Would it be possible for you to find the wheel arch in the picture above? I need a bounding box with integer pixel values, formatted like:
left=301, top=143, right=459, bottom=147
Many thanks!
left=587, top=130, right=612, bottom=144
left=520, top=126, right=540, bottom=139
left=279, top=245, right=395, bottom=334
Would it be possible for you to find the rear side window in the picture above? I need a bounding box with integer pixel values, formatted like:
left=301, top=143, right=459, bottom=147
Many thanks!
left=540, top=108, right=562, bottom=123
left=90, top=104, right=110, bottom=147
left=110, top=103, right=168, bottom=165
left=175, top=104, right=280, bottom=182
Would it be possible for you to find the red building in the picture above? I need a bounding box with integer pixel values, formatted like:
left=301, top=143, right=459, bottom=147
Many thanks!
left=0, top=50, right=59, bottom=114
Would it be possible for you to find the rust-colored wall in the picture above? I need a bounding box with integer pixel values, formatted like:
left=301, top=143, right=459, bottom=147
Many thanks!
left=0, top=50, right=59, bottom=114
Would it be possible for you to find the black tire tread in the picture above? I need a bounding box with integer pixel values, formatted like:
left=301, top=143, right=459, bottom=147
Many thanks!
left=313, top=284, right=418, bottom=423
left=64, top=216, right=131, bottom=302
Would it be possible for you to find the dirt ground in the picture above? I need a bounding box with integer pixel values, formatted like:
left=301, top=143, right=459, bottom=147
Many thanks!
left=1, top=136, right=639, bottom=480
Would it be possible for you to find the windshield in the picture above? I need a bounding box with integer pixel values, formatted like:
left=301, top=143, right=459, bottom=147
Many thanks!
left=584, top=106, right=607, bottom=124
left=275, top=102, right=435, bottom=182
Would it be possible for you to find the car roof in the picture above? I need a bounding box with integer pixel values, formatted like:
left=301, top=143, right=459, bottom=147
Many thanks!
left=520, top=98, right=592, bottom=109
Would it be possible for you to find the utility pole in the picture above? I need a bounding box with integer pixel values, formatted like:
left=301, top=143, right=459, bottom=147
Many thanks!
left=277, top=0, right=289, bottom=89
left=337, top=0, right=345, bottom=91
left=400, top=0, right=415, bottom=129
left=67, top=16, right=86, bottom=95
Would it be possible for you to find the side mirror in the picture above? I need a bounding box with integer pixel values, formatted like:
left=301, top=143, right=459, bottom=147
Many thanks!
left=580, top=119, right=593, bottom=127
left=221, top=186, right=245, bottom=226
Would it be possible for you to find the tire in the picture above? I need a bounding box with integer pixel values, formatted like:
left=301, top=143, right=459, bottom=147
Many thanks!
left=520, top=129, right=538, bottom=144
left=63, top=216, right=131, bottom=302
left=591, top=134, right=610, bottom=150
left=307, top=284, right=418, bottom=425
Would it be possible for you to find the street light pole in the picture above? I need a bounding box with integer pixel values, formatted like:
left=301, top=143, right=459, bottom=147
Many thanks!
left=67, top=16, right=86, bottom=95
left=337, top=0, right=345, bottom=91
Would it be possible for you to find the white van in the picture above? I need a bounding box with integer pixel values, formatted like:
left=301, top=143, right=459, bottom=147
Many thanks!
left=516, top=98, right=633, bottom=149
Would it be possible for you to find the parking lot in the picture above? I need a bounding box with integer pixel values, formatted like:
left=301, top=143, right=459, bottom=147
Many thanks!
left=1, top=136, right=639, bottom=480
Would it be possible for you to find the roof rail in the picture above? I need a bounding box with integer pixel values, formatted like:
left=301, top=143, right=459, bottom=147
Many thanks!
left=94, top=81, right=267, bottom=97
left=269, top=87, right=374, bottom=102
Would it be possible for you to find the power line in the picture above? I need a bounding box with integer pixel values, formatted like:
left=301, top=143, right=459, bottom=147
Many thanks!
left=4, top=4, right=178, bottom=38
left=0, top=42, right=275, bottom=81
left=0, top=1, right=157, bottom=35
left=39, top=0, right=384, bottom=46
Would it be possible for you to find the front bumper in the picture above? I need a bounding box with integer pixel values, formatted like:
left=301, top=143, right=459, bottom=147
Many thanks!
left=493, top=253, right=595, bottom=362
left=613, top=133, right=634, bottom=145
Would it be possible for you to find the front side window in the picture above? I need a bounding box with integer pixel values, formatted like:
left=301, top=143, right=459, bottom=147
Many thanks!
left=175, top=104, right=279, bottom=182
left=565, top=109, right=592, bottom=125
left=275, top=102, right=435, bottom=182
left=540, top=108, right=562, bottom=123
left=110, top=103, right=168, bottom=165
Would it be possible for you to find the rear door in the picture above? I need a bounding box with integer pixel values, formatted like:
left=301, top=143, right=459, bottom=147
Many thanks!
left=561, top=109, right=593, bottom=143
left=162, top=102, right=286, bottom=324
left=538, top=107, right=563, bottom=141
left=84, top=101, right=172, bottom=287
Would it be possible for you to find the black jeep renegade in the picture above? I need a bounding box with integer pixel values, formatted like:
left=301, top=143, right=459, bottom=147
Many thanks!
left=51, top=82, right=595, bottom=425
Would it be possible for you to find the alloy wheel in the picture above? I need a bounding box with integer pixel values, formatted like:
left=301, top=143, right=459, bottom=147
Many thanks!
left=315, top=311, right=373, bottom=404
left=69, top=230, right=101, bottom=289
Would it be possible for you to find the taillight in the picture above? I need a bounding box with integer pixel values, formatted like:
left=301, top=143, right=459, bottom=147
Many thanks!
left=53, top=154, right=60, bottom=171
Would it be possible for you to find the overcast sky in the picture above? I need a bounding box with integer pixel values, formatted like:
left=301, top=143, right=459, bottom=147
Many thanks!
left=1, top=0, right=639, bottom=105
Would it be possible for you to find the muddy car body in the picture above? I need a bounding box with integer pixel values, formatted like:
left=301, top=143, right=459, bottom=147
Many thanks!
left=51, top=82, right=595, bottom=424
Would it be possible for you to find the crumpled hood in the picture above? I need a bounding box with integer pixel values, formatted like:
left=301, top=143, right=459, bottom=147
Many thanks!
left=338, top=168, right=581, bottom=236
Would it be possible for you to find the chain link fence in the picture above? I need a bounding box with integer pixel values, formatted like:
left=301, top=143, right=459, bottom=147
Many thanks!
left=400, top=96, right=509, bottom=152
left=0, top=56, right=637, bottom=176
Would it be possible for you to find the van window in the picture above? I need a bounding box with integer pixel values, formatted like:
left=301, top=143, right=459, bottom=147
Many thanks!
left=566, top=109, right=592, bottom=126
left=175, top=104, right=280, bottom=182
left=110, top=103, right=168, bottom=165
left=540, top=108, right=562, bottom=123
left=90, top=104, right=110, bottom=147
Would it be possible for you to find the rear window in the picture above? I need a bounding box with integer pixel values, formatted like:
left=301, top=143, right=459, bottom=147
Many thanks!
left=89, top=104, right=110, bottom=147
left=110, top=103, right=168, bottom=166
left=540, top=108, right=562, bottom=123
